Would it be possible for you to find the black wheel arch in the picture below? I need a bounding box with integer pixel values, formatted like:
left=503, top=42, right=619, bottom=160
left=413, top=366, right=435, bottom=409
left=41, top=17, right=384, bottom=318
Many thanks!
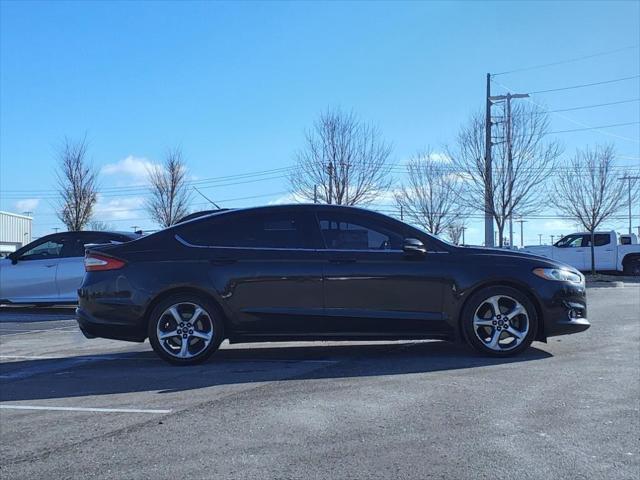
left=622, top=253, right=640, bottom=268
left=142, top=286, right=232, bottom=338
left=455, top=280, right=546, bottom=342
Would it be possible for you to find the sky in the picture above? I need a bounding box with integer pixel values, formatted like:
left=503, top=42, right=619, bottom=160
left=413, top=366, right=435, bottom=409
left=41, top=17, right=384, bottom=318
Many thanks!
left=1, top=0, right=639, bottom=245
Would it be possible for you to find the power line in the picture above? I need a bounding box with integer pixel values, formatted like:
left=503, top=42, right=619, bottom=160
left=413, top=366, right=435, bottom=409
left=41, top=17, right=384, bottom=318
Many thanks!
left=528, top=74, right=640, bottom=95
left=0, top=166, right=294, bottom=194
left=492, top=45, right=640, bottom=76
left=548, top=98, right=640, bottom=113
left=492, top=78, right=640, bottom=144
left=547, top=121, right=640, bottom=135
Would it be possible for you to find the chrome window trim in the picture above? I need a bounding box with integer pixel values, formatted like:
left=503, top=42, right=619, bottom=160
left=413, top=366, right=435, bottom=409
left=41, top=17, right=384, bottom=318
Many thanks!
left=175, top=234, right=448, bottom=254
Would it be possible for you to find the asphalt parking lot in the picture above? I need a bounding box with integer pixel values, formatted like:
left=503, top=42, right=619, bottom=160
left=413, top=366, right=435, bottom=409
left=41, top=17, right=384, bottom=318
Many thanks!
left=0, top=286, right=638, bottom=480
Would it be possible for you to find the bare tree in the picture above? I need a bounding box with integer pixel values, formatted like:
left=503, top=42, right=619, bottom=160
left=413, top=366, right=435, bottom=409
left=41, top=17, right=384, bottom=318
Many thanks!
left=449, top=104, right=562, bottom=246
left=394, top=150, right=466, bottom=237
left=446, top=220, right=467, bottom=245
left=146, top=148, right=191, bottom=228
left=89, top=220, right=114, bottom=231
left=289, top=108, right=393, bottom=205
left=56, top=137, right=98, bottom=231
left=554, top=145, right=637, bottom=274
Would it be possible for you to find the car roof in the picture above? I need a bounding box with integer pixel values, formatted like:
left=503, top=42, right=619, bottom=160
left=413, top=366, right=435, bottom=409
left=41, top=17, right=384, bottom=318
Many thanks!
left=171, top=203, right=398, bottom=227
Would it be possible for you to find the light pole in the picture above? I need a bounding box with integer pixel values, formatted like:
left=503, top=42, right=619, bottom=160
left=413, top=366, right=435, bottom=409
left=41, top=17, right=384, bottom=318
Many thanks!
left=619, top=176, right=639, bottom=234
left=515, top=219, right=527, bottom=247
left=538, top=233, right=543, bottom=245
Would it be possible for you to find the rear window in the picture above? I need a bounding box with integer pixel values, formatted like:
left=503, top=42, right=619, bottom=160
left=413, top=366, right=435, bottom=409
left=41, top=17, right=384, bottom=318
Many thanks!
left=588, top=234, right=610, bottom=247
left=178, top=212, right=313, bottom=249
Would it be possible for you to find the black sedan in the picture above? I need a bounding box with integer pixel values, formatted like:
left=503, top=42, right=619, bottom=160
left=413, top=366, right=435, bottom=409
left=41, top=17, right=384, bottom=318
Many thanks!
left=77, top=205, right=589, bottom=365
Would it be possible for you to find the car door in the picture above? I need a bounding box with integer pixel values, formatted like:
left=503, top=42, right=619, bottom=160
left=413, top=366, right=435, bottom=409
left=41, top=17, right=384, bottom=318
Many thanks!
left=176, top=209, right=325, bottom=335
left=553, top=234, right=588, bottom=270
left=55, top=233, right=98, bottom=302
left=585, top=233, right=616, bottom=271
left=0, top=236, right=64, bottom=303
left=316, top=210, right=448, bottom=336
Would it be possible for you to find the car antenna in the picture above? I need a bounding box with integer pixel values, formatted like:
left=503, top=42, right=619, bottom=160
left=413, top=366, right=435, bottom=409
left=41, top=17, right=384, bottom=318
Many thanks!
left=193, top=186, right=221, bottom=209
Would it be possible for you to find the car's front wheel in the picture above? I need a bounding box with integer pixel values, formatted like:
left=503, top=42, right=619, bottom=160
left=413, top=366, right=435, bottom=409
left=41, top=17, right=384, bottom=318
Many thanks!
left=147, top=294, right=224, bottom=365
left=462, top=286, right=538, bottom=356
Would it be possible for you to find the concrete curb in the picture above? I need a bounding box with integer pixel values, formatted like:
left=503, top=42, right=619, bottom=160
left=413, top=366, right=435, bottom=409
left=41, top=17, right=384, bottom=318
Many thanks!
left=586, top=281, right=625, bottom=288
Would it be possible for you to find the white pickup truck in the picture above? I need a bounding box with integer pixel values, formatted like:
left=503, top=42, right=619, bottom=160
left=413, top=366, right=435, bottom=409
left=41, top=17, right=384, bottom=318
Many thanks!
left=521, top=231, right=640, bottom=275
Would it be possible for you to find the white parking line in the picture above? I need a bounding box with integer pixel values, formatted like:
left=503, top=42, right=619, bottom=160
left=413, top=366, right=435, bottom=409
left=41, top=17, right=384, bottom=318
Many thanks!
left=0, top=405, right=171, bottom=414
left=0, top=327, right=77, bottom=336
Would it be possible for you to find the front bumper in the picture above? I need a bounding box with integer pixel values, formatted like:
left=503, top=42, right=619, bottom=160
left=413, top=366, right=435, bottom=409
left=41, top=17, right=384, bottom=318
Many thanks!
left=541, top=283, right=590, bottom=338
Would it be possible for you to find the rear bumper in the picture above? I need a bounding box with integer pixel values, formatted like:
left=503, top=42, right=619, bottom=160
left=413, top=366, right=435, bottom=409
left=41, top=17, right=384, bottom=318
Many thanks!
left=76, top=308, right=146, bottom=342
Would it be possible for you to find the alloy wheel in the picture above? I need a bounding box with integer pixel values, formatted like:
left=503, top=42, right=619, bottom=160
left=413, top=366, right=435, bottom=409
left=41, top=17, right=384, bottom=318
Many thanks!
left=156, top=302, right=214, bottom=359
left=472, top=295, right=530, bottom=352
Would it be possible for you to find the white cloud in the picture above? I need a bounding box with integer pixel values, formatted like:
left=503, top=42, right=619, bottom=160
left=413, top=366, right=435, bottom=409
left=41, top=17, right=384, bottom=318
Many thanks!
left=542, top=219, right=576, bottom=231
left=268, top=192, right=308, bottom=205
left=93, top=195, right=146, bottom=221
left=428, top=152, right=452, bottom=163
left=101, top=156, right=157, bottom=184
left=14, top=198, right=40, bottom=213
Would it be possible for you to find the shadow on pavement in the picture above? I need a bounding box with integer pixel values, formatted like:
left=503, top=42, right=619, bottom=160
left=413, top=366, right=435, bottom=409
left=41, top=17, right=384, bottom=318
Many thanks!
left=0, top=341, right=552, bottom=402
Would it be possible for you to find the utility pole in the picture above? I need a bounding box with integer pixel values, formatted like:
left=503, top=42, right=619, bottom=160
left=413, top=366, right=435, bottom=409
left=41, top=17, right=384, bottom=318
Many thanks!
left=489, top=91, right=530, bottom=248
left=484, top=73, right=494, bottom=247
left=462, top=226, right=467, bottom=245
left=400, top=205, right=404, bottom=221
left=53, top=227, right=60, bottom=233
left=516, top=219, right=527, bottom=247
left=550, top=235, right=555, bottom=244
left=619, top=176, right=639, bottom=234
left=313, top=185, right=318, bottom=204
left=538, top=233, right=542, bottom=245
left=131, top=225, right=139, bottom=232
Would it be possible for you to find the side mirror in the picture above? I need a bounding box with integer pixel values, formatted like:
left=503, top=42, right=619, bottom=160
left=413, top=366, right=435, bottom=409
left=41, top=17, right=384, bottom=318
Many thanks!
left=8, top=253, right=18, bottom=265
left=403, top=238, right=426, bottom=255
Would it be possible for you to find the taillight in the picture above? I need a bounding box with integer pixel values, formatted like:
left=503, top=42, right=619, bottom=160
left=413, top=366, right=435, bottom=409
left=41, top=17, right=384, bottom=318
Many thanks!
left=84, top=253, right=126, bottom=272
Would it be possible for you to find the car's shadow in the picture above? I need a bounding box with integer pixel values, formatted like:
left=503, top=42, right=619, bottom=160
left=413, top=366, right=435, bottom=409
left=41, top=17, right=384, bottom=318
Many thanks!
left=0, top=341, right=552, bottom=402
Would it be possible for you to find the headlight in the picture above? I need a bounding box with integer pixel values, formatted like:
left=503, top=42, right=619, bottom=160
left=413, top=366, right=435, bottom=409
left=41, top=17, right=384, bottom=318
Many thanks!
left=533, top=268, right=583, bottom=284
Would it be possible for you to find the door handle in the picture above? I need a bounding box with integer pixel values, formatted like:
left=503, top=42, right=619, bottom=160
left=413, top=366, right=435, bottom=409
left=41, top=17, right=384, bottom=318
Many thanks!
left=575, top=250, right=584, bottom=252
left=45, top=264, right=57, bottom=268
left=329, top=257, right=356, bottom=264
left=209, top=257, right=237, bottom=266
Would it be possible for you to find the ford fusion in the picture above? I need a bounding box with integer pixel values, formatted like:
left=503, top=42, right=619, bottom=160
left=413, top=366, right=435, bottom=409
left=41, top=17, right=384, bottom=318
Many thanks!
left=77, top=205, right=589, bottom=365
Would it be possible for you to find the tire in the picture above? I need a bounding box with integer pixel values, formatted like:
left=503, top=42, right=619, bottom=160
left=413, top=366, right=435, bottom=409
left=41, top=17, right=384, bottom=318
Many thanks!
left=461, top=286, right=538, bottom=357
left=147, top=293, right=225, bottom=365
left=623, top=257, right=640, bottom=276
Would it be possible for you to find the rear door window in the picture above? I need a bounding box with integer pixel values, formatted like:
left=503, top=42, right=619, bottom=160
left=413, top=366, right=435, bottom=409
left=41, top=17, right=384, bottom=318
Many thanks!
left=179, top=211, right=315, bottom=249
left=585, top=234, right=611, bottom=247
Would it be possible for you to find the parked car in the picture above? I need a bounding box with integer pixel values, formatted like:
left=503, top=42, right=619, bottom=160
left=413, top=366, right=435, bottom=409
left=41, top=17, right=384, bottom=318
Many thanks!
left=521, top=231, right=640, bottom=275
left=0, top=231, right=140, bottom=305
left=77, top=205, right=590, bottom=365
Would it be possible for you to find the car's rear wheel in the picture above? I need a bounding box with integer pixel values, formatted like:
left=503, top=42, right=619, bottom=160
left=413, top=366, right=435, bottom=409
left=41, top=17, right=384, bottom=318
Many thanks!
left=462, top=286, right=537, bottom=356
left=147, top=294, right=224, bottom=365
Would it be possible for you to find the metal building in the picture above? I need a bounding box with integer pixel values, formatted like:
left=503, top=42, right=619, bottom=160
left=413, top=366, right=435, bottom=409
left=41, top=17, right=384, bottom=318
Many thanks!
left=0, top=211, right=33, bottom=255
